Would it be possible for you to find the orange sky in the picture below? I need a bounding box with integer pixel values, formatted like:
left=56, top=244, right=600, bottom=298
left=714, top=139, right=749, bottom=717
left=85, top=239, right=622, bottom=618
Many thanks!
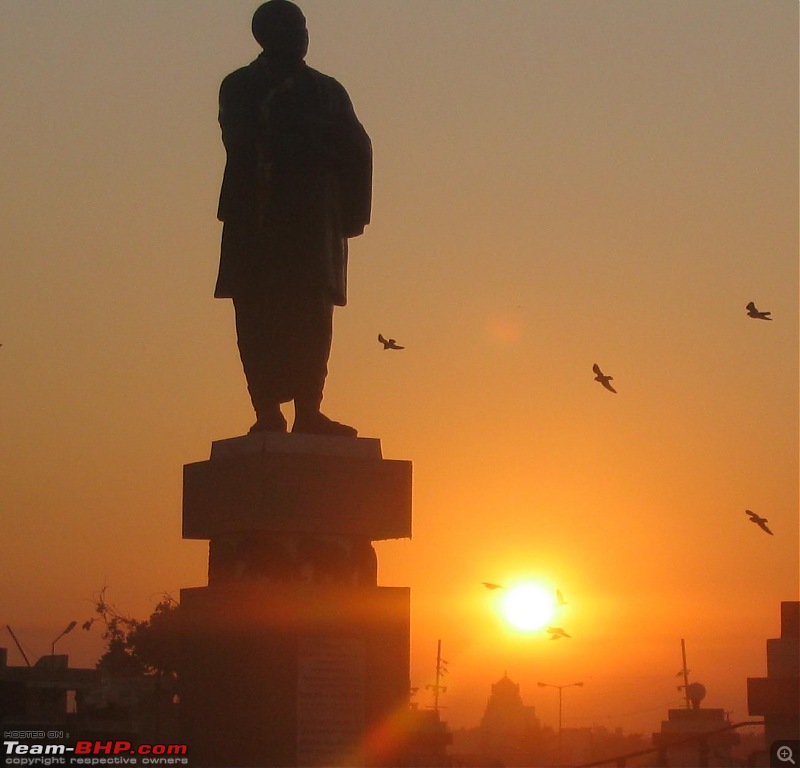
left=1, top=0, right=797, bottom=735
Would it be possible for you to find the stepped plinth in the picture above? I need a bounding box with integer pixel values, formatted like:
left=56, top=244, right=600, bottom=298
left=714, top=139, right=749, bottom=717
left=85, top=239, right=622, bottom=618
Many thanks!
left=179, top=433, right=412, bottom=768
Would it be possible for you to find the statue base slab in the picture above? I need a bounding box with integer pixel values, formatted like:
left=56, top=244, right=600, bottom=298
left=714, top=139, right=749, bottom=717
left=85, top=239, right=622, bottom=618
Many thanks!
left=179, top=435, right=413, bottom=767
left=183, top=433, right=411, bottom=541
left=180, top=582, right=410, bottom=768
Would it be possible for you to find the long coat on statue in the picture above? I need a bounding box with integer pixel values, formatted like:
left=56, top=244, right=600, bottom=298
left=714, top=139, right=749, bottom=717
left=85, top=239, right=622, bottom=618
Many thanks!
left=215, top=57, right=372, bottom=306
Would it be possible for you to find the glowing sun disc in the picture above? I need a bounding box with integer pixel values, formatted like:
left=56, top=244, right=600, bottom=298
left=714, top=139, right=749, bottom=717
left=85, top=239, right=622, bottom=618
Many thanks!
left=502, top=584, right=555, bottom=631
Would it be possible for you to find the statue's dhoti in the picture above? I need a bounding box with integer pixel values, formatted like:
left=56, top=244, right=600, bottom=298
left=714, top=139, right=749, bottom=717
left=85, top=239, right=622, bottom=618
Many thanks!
left=233, top=284, right=332, bottom=416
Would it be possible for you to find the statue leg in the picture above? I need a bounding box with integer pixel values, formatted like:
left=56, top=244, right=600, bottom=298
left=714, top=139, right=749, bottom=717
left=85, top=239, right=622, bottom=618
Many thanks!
left=234, top=283, right=356, bottom=437
left=290, top=288, right=331, bottom=413
left=290, top=288, right=357, bottom=437
left=233, top=292, right=290, bottom=432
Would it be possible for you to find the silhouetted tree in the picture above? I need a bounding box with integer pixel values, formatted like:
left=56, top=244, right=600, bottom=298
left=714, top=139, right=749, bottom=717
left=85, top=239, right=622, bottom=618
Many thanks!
left=86, top=588, right=179, bottom=678
left=125, top=598, right=180, bottom=677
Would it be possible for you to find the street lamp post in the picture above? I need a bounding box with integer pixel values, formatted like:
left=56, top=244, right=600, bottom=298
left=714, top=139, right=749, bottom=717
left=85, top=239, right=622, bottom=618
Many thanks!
left=537, top=681, right=583, bottom=765
left=51, top=621, right=77, bottom=657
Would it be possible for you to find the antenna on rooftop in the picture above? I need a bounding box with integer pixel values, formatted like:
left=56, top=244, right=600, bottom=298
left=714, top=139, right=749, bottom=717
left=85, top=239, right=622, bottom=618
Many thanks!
left=5, top=625, right=32, bottom=667
left=425, top=639, right=448, bottom=712
left=679, top=638, right=690, bottom=708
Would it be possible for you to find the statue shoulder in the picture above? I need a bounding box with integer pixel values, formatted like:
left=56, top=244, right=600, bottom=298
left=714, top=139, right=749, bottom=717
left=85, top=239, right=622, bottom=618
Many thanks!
left=219, top=65, right=257, bottom=98
left=302, top=66, right=350, bottom=99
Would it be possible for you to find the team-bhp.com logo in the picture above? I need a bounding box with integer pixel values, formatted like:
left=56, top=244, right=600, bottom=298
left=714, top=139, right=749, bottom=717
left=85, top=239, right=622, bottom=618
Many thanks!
left=75, top=741, right=188, bottom=764
left=75, top=741, right=188, bottom=757
left=5, top=740, right=188, bottom=766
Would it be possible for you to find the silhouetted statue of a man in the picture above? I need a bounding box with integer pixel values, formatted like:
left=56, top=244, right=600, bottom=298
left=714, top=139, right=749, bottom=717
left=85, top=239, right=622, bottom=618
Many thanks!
left=215, top=0, right=371, bottom=436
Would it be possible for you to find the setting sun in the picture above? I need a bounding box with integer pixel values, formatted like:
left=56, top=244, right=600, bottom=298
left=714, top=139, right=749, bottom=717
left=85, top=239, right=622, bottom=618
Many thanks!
left=501, top=584, right=556, bottom=632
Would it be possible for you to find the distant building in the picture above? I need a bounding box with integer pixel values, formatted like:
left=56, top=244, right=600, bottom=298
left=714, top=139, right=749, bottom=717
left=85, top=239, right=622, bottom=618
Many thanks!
left=651, top=682, right=739, bottom=767
left=571, top=726, right=651, bottom=767
left=0, top=648, right=97, bottom=731
left=479, top=673, right=544, bottom=766
left=748, top=600, right=800, bottom=746
left=400, top=705, right=452, bottom=767
left=558, top=726, right=594, bottom=766
left=80, top=672, right=179, bottom=743
left=0, top=647, right=178, bottom=744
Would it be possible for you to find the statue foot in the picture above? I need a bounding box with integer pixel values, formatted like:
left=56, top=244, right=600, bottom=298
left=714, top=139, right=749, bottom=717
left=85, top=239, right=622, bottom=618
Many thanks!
left=292, top=412, right=358, bottom=437
left=248, top=409, right=288, bottom=434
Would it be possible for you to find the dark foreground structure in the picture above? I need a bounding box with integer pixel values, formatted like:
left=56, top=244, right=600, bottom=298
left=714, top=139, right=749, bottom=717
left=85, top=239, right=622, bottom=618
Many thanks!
left=182, top=3, right=414, bottom=763
left=747, top=600, right=800, bottom=745
left=180, top=432, right=412, bottom=767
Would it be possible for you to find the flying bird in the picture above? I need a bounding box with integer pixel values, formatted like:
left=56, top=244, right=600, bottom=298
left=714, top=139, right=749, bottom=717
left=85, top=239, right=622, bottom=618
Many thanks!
left=378, top=333, right=404, bottom=350
left=482, top=582, right=505, bottom=590
left=556, top=589, right=568, bottom=606
left=745, top=509, right=773, bottom=535
left=546, top=626, right=572, bottom=639
left=745, top=302, right=772, bottom=320
left=592, top=363, right=617, bottom=393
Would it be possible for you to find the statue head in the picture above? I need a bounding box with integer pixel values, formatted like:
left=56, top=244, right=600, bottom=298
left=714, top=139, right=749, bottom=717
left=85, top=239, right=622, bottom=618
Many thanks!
left=252, top=0, right=309, bottom=64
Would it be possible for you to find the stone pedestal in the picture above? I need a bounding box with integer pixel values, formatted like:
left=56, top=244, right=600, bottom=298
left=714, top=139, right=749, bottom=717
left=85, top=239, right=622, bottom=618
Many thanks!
left=179, top=433, right=412, bottom=767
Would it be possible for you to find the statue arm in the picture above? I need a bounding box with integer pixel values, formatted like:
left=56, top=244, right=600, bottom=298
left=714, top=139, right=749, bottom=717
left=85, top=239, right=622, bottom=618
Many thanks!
left=262, top=76, right=371, bottom=237
left=286, top=75, right=372, bottom=236
left=217, top=72, right=260, bottom=223
left=219, top=73, right=258, bottom=152
left=325, top=83, right=372, bottom=237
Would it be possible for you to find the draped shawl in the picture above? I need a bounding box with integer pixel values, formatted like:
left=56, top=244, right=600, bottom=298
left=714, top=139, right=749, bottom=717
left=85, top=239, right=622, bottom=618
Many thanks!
left=215, top=58, right=372, bottom=306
